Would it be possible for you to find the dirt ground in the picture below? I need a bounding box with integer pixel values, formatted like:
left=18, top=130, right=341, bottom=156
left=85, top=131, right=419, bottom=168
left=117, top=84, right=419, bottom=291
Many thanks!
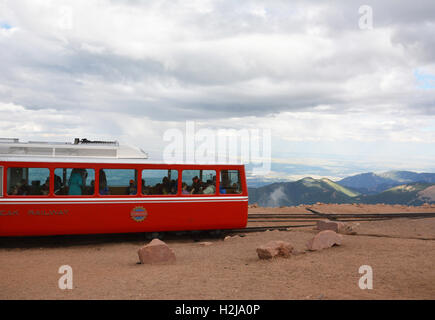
left=0, top=204, right=434, bottom=300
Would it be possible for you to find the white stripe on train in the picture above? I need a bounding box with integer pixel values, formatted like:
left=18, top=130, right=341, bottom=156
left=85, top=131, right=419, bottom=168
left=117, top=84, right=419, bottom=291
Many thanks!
left=0, top=196, right=248, bottom=201
left=0, top=196, right=249, bottom=204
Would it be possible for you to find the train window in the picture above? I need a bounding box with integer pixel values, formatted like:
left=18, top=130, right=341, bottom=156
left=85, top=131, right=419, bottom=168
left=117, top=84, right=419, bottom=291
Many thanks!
left=0, top=166, right=3, bottom=197
left=219, top=170, right=242, bottom=194
left=142, top=169, right=178, bottom=195
left=6, top=167, right=50, bottom=196
left=182, top=170, right=216, bottom=195
left=99, top=169, right=137, bottom=195
left=54, top=168, right=95, bottom=196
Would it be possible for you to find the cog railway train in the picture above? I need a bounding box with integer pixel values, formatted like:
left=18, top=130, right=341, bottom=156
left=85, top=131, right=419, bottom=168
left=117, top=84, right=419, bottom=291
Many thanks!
left=0, top=138, right=248, bottom=237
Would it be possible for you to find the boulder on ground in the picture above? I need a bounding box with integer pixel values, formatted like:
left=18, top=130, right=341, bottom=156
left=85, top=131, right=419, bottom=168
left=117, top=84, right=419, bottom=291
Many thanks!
left=137, top=239, right=176, bottom=264
left=256, top=240, right=293, bottom=260
left=306, top=230, right=343, bottom=251
left=317, top=220, right=344, bottom=232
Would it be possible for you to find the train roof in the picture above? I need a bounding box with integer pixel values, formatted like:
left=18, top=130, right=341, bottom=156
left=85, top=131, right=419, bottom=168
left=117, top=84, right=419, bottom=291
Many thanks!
left=0, top=138, right=244, bottom=166
left=0, top=137, right=149, bottom=163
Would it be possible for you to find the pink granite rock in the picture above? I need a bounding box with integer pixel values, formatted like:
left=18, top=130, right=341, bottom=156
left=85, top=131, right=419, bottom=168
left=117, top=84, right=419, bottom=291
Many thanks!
left=338, top=222, right=359, bottom=235
left=317, top=220, right=344, bottom=232
left=137, top=239, right=176, bottom=264
left=256, top=240, right=294, bottom=260
left=306, top=230, right=343, bottom=251
left=317, top=220, right=358, bottom=235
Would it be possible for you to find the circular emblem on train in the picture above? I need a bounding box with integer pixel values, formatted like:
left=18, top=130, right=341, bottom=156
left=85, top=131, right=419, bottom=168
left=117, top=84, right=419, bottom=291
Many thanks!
left=130, top=206, right=148, bottom=222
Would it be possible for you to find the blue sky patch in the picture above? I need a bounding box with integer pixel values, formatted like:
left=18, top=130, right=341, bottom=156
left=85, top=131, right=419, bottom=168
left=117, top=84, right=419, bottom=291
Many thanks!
left=1, top=22, right=12, bottom=30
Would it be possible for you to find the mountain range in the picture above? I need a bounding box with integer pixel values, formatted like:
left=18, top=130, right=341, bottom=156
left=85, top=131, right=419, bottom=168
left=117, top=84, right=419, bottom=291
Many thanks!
left=248, top=171, right=435, bottom=207
left=337, top=171, right=435, bottom=194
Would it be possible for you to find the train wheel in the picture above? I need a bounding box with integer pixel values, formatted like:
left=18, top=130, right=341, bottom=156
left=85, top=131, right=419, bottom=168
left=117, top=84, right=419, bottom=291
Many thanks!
left=209, top=229, right=222, bottom=238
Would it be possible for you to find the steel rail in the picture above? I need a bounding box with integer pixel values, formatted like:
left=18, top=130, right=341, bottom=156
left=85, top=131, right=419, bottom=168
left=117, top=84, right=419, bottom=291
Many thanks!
left=248, top=211, right=435, bottom=220
left=229, top=224, right=316, bottom=233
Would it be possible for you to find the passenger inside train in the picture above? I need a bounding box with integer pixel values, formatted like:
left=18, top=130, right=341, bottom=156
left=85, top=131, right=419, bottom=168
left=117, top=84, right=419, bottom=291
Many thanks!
left=4, top=167, right=243, bottom=196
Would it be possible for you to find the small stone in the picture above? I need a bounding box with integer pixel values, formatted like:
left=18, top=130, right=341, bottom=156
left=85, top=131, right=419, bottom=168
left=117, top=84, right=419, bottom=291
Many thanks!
left=338, top=222, right=359, bottom=235
left=256, top=240, right=294, bottom=260
left=306, top=230, right=343, bottom=251
left=198, top=242, right=213, bottom=246
left=224, top=235, right=240, bottom=241
left=291, top=249, right=306, bottom=255
left=137, top=239, right=176, bottom=264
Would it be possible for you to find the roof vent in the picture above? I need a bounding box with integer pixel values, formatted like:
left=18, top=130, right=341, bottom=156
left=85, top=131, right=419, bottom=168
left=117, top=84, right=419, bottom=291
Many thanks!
left=74, top=138, right=118, bottom=145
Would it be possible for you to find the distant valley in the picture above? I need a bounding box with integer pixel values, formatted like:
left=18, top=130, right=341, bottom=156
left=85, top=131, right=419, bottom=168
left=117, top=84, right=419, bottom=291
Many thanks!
left=248, top=171, right=435, bottom=207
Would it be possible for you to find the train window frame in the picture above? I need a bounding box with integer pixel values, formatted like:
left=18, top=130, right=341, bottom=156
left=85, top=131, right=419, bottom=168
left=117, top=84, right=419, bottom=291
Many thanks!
left=98, top=168, right=138, bottom=196
left=141, top=169, right=179, bottom=196
left=6, top=166, right=51, bottom=197
left=53, top=168, right=96, bottom=197
left=219, top=169, right=243, bottom=195
left=0, top=166, right=3, bottom=197
left=181, top=169, right=217, bottom=196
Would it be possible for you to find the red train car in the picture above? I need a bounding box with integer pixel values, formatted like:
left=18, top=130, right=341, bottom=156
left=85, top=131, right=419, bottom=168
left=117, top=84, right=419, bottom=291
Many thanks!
left=0, top=138, right=248, bottom=236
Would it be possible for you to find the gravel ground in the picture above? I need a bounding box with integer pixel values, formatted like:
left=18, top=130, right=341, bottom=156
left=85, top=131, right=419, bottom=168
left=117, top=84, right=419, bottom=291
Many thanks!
left=0, top=204, right=434, bottom=300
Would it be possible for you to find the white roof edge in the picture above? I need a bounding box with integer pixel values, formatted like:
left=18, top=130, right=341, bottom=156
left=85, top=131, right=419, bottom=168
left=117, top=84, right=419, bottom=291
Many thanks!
left=0, top=139, right=148, bottom=159
left=0, top=156, right=155, bottom=164
left=0, top=156, right=244, bottom=166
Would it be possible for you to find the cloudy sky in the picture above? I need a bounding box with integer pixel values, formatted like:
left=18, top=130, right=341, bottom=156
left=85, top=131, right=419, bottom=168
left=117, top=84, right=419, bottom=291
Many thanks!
left=1, top=0, right=434, bottom=181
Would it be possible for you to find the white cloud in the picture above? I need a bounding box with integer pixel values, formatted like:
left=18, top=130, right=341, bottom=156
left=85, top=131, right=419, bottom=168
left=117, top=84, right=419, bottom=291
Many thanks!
left=0, top=0, right=434, bottom=177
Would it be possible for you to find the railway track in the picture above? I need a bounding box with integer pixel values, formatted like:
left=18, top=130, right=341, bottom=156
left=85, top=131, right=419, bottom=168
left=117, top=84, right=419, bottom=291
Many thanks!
left=230, top=224, right=317, bottom=234
left=249, top=218, right=391, bottom=223
left=248, top=211, right=435, bottom=221
left=233, top=210, right=435, bottom=234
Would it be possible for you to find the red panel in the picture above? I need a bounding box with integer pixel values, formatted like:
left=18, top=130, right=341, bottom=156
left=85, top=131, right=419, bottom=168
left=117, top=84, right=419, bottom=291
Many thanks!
left=0, top=160, right=248, bottom=236
left=0, top=200, right=248, bottom=236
